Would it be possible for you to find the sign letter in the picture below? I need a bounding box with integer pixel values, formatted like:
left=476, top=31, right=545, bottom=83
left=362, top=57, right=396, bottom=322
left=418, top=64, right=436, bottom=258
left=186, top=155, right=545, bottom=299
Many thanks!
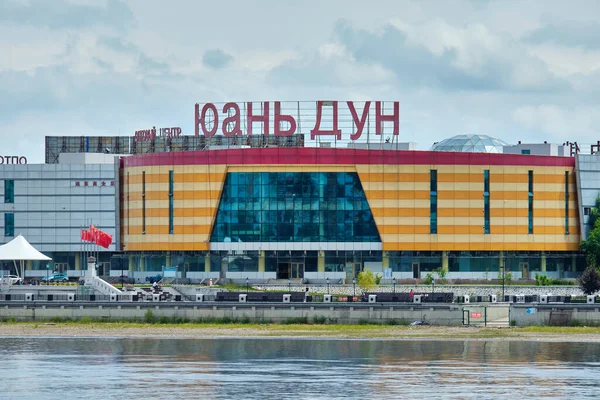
left=247, top=102, right=270, bottom=135
left=347, top=101, right=371, bottom=140
left=274, top=102, right=297, bottom=137
left=310, top=101, right=341, bottom=140
left=200, top=103, right=219, bottom=137
left=375, top=101, right=400, bottom=136
left=222, top=102, right=242, bottom=137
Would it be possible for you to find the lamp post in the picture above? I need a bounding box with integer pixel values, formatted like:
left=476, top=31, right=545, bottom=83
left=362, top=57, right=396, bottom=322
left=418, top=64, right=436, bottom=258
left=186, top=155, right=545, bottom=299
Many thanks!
left=326, top=277, right=329, bottom=294
left=121, top=259, right=124, bottom=290
left=393, top=277, right=396, bottom=294
left=288, top=278, right=291, bottom=293
left=432, top=278, right=435, bottom=293
left=46, top=265, right=49, bottom=285
left=501, top=267, right=505, bottom=299
left=352, top=278, right=356, bottom=297
left=246, top=277, right=249, bottom=294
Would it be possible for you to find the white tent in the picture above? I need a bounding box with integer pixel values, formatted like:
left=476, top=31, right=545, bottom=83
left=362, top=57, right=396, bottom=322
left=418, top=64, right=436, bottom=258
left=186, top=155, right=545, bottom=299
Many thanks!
left=0, top=235, right=51, bottom=278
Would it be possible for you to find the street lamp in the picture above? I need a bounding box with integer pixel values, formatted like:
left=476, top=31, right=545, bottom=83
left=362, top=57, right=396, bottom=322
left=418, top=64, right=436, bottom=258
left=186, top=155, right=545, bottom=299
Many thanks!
left=326, top=277, right=329, bottom=294
left=121, top=259, right=124, bottom=290
left=246, top=277, right=249, bottom=294
left=501, top=267, right=505, bottom=299
left=392, top=277, right=396, bottom=294
left=46, top=265, right=50, bottom=285
left=352, top=278, right=356, bottom=297
left=288, top=278, right=291, bottom=293
left=432, top=278, right=435, bottom=293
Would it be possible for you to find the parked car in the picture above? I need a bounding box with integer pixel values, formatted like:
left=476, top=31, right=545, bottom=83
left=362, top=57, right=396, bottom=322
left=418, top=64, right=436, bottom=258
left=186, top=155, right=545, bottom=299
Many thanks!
left=145, top=274, right=163, bottom=284
left=42, top=273, right=69, bottom=283
left=1, top=275, right=23, bottom=285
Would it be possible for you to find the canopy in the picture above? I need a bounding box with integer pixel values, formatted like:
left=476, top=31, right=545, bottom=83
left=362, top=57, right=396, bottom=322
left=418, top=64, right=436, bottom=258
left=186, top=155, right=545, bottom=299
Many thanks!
left=0, top=235, right=51, bottom=278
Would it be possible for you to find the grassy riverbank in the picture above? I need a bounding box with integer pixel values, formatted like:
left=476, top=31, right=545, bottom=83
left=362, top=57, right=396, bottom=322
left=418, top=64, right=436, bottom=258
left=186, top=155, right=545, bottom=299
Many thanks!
left=2, top=321, right=600, bottom=341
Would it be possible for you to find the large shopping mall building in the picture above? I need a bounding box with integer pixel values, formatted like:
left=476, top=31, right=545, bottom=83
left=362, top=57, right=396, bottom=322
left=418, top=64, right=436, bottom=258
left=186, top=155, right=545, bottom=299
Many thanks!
left=2, top=102, right=600, bottom=282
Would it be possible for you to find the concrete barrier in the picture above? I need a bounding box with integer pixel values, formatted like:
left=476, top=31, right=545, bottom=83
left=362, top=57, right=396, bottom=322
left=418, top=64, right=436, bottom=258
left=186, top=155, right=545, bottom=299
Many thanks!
left=368, top=294, right=377, bottom=303
left=283, top=294, right=291, bottom=303
left=323, top=295, right=332, bottom=303
left=239, top=294, right=247, bottom=303
left=196, top=294, right=205, bottom=302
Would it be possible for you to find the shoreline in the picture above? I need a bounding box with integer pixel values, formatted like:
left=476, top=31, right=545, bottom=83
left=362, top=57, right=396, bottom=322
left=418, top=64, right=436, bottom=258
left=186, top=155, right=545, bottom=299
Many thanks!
left=3, top=323, right=600, bottom=342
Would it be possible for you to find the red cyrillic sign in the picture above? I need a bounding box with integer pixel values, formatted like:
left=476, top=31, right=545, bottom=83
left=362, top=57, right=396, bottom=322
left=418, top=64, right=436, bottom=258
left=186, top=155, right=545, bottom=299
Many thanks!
left=194, top=101, right=400, bottom=140
left=471, top=312, right=482, bottom=319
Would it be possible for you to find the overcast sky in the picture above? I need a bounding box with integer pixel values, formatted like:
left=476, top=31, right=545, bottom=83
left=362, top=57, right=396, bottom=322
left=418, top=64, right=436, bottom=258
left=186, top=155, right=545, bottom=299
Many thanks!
left=2, top=0, right=600, bottom=163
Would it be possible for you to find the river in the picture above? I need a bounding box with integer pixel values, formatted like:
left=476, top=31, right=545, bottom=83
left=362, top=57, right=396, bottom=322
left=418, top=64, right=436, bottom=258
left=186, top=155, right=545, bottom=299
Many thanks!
left=0, top=337, right=599, bottom=399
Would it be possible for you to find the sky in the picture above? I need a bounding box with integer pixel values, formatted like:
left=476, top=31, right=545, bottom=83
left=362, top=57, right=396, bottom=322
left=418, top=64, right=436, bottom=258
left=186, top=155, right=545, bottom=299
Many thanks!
left=2, top=0, right=600, bottom=163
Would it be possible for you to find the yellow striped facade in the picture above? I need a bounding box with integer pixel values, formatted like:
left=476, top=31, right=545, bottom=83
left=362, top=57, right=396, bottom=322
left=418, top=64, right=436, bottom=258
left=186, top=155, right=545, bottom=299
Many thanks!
left=122, top=163, right=579, bottom=252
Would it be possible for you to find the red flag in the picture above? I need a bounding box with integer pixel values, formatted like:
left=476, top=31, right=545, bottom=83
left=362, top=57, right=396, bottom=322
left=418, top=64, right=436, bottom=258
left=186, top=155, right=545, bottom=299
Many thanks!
left=81, top=229, right=85, bottom=241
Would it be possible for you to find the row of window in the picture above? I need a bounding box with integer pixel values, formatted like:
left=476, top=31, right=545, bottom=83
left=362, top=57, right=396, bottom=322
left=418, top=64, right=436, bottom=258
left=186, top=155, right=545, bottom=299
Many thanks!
left=429, top=170, right=570, bottom=235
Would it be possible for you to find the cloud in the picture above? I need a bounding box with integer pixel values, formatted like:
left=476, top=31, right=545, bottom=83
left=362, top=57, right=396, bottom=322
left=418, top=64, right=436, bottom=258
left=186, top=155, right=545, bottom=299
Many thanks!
left=523, top=20, right=600, bottom=49
left=0, top=0, right=134, bottom=31
left=332, top=19, right=570, bottom=93
left=513, top=104, right=600, bottom=139
left=202, top=49, right=234, bottom=69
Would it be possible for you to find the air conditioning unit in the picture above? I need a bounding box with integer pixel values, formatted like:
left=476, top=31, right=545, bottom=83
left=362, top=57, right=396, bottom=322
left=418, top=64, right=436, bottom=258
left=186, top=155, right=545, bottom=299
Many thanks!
left=490, top=295, right=497, bottom=303
left=368, top=294, right=377, bottom=304
left=25, top=293, right=34, bottom=302
left=540, top=295, right=548, bottom=304
left=239, top=294, right=247, bottom=303
left=196, top=294, right=205, bottom=302
left=283, top=294, right=291, bottom=303
left=323, top=294, right=332, bottom=303
left=110, top=293, right=118, bottom=302
left=413, top=294, right=422, bottom=304
left=152, top=293, right=161, bottom=302
left=587, top=295, right=596, bottom=304
left=67, top=293, right=75, bottom=302
left=464, top=295, right=470, bottom=304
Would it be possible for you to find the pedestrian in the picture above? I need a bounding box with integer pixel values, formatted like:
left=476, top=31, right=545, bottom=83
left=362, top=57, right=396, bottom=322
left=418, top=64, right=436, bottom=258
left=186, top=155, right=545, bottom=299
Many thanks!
left=409, top=289, right=414, bottom=298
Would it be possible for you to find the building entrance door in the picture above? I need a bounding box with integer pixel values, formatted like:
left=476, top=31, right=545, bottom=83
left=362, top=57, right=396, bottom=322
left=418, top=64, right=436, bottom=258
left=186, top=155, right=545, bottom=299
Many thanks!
left=277, top=263, right=290, bottom=279
left=520, top=262, right=530, bottom=280
left=290, top=263, right=304, bottom=279
left=412, top=262, right=420, bottom=279
left=345, top=262, right=361, bottom=281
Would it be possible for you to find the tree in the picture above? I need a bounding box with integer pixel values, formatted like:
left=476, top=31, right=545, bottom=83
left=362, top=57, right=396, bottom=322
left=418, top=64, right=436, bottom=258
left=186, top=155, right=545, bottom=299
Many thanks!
left=356, top=268, right=376, bottom=291
left=581, top=220, right=600, bottom=268
left=579, top=266, right=600, bottom=295
left=581, top=196, right=600, bottom=268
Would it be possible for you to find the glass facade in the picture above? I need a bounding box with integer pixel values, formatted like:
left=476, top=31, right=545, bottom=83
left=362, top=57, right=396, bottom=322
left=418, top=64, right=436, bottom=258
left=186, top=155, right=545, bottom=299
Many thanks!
left=430, top=134, right=509, bottom=153
left=4, top=213, right=14, bottom=237
left=142, top=171, right=146, bottom=234
left=168, top=170, right=174, bottom=234
left=210, top=172, right=380, bottom=242
left=484, top=170, right=490, bottom=234
left=565, top=171, right=569, bottom=235
left=528, top=170, right=534, bottom=234
left=430, top=170, right=437, bottom=234
left=4, top=179, right=14, bottom=203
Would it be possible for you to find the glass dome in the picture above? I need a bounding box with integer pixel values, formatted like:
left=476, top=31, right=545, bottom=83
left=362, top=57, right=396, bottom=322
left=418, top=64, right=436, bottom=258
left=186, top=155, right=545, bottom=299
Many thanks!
left=431, top=134, right=509, bottom=153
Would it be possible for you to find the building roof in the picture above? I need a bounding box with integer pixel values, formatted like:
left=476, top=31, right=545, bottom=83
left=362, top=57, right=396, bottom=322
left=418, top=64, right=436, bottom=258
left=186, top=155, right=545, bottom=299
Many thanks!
left=431, top=134, right=509, bottom=153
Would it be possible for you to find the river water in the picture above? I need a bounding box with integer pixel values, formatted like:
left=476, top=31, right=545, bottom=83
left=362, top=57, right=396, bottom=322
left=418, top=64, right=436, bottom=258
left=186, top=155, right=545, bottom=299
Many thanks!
left=0, top=337, right=599, bottom=399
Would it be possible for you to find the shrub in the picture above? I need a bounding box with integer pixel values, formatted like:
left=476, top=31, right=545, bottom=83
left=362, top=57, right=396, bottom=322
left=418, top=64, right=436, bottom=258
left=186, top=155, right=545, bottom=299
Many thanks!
left=144, top=309, right=156, bottom=324
left=374, top=273, right=382, bottom=285
left=535, top=273, right=552, bottom=286
left=579, top=267, right=600, bottom=295
left=312, top=315, right=327, bottom=324
left=280, top=317, right=309, bottom=325
left=357, top=269, right=376, bottom=291
left=434, top=267, right=447, bottom=285
left=423, top=272, right=434, bottom=285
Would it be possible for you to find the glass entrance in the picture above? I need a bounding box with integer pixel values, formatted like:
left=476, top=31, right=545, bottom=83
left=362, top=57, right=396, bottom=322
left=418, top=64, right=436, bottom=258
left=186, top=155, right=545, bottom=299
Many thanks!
left=290, top=263, right=304, bottom=279
left=520, top=262, right=530, bottom=280
left=412, top=262, right=420, bottom=279
left=345, top=262, right=361, bottom=281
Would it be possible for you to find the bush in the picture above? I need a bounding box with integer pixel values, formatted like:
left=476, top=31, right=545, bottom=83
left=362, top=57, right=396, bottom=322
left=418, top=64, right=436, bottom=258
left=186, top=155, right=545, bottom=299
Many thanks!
left=144, top=309, right=156, bottom=324
left=357, top=269, right=376, bottom=291
left=374, top=273, right=382, bottom=285
left=434, top=267, right=447, bottom=285
left=312, top=315, right=327, bottom=324
left=535, top=273, right=552, bottom=286
left=423, top=272, right=434, bottom=285
left=579, top=267, right=600, bottom=295
left=280, top=317, right=309, bottom=325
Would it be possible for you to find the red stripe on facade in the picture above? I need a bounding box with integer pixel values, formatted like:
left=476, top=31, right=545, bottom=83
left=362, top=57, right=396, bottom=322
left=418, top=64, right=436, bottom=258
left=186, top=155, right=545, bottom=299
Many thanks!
left=122, top=148, right=575, bottom=168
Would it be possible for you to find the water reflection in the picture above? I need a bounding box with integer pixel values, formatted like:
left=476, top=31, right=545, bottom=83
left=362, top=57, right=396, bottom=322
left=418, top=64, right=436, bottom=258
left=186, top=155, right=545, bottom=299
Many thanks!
left=0, top=338, right=599, bottom=399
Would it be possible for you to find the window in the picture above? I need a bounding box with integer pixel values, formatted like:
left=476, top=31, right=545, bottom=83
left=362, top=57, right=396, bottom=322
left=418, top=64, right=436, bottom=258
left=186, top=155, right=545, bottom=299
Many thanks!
left=565, top=171, right=569, bottom=234
left=430, top=170, right=437, bottom=234
left=4, top=213, right=14, bottom=237
left=521, top=149, right=531, bottom=155
left=169, top=170, right=174, bottom=234
left=528, top=170, right=533, bottom=234
left=4, top=180, right=14, bottom=203
left=142, top=171, right=146, bottom=235
left=585, top=207, right=591, bottom=216
left=483, top=170, right=490, bottom=234
left=210, top=172, right=380, bottom=242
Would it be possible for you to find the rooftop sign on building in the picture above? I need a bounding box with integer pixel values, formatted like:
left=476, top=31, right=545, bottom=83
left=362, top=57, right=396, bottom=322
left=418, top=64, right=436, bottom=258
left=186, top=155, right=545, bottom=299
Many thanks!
left=194, top=101, right=400, bottom=141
